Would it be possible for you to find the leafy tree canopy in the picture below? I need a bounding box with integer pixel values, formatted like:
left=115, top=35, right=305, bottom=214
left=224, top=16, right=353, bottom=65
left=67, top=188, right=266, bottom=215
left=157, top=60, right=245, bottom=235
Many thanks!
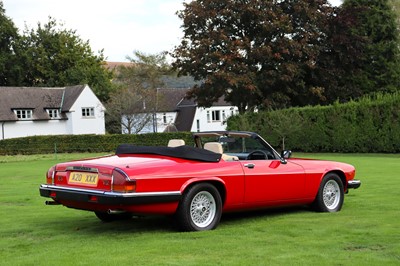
left=390, top=0, right=400, bottom=27
left=342, top=0, right=400, bottom=94
left=0, top=2, right=19, bottom=85
left=0, top=4, right=114, bottom=102
left=173, top=0, right=400, bottom=112
left=106, top=51, right=173, bottom=134
left=119, top=50, right=172, bottom=90
left=173, top=0, right=336, bottom=112
left=14, top=17, right=114, bottom=102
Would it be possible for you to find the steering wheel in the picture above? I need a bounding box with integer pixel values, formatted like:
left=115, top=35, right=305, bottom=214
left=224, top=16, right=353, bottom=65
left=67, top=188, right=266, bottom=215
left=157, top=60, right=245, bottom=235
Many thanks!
left=246, top=150, right=268, bottom=160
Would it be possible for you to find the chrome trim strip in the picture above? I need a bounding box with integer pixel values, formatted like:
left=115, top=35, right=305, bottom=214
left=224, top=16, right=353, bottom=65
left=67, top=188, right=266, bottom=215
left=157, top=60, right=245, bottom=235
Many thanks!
left=51, top=169, right=55, bottom=185
left=347, top=179, right=361, bottom=189
left=111, top=167, right=133, bottom=192
left=66, top=166, right=99, bottom=172
left=103, top=191, right=181, bottom=198
left=111, top=171, right=114, bottom=192
left=40, top=184, right=181, bottom=197
left=114, top=167, right=131, bottom=180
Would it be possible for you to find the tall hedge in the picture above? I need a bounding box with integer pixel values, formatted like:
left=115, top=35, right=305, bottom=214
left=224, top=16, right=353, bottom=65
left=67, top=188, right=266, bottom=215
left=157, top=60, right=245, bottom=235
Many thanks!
left=0, top=132, right=193, bottom=155
left=227, top=92, right=400, bottom=153
left=2, top=92, right=399, bottom=155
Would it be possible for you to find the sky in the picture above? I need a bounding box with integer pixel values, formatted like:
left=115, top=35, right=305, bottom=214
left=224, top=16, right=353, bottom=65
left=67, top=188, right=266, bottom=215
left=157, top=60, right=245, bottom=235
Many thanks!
left=3, top=0, right=342, bottom=62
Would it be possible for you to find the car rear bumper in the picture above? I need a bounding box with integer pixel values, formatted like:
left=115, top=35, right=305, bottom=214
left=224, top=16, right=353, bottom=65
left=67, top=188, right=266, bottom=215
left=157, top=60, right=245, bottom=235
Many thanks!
left=39, top=184, right=182, bottom=205
left=347, top=179, right=361, bottom=189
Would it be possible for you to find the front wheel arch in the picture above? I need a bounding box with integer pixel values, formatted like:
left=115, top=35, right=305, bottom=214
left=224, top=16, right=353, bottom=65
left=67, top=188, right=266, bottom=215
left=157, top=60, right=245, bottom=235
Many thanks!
left=327, top=170, right=347, bottom=191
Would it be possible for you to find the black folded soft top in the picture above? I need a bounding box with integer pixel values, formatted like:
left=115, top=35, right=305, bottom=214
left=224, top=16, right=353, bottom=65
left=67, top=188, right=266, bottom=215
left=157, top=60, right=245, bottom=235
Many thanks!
left=115, top=144, right=221, bottom=162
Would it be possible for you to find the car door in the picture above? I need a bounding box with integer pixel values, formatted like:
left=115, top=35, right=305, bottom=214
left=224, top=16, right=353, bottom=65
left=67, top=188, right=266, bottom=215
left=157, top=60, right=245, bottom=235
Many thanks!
left=242, top=159, right=306, bottom=203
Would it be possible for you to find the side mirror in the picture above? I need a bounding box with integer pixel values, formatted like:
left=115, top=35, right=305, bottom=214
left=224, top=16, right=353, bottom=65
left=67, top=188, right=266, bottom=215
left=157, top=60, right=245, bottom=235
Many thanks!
left=281, top=150, right=292, bottom=159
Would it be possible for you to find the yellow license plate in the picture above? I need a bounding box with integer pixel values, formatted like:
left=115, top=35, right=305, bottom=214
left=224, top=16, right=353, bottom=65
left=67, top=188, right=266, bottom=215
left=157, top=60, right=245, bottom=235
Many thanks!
left=68, top=172, right=98, bottom=186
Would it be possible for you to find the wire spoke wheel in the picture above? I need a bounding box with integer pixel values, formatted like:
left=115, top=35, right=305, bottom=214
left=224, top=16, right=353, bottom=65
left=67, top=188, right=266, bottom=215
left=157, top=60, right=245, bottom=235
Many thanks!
left=322, top=180, right=340, bottom=210
left=312, top=173, right=344, bottom=212
left=190, top=191, right=216, bottom=228
left=175, top=183, right=222, bottom=231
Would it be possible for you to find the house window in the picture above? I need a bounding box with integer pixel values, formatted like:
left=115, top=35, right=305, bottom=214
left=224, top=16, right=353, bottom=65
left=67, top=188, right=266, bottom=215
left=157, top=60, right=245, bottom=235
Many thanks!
left=82, top=107, right=95, bottom=118
left=222, top=110, right=226, bottom=121
left=211, top=110, right=221, bottom=122
left=14, top=109, right=32, bottom=120
left=163, top=113, right=167, bottom=124
left=47, top=109, right=59, bottom=119
left=207, top=110, right=221, bottom=122
left=196, top=119, right=200, bottom=132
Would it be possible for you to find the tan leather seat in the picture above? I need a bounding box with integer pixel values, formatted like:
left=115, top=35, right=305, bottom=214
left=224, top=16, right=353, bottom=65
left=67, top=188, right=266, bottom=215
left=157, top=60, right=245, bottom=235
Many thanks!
left=203, top=142, right=239, bottom=161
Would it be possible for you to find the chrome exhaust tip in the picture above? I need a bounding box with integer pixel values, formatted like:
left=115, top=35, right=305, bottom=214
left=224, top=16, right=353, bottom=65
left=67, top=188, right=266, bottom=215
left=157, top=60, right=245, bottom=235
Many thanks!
left=107, top=209, right=127, bottom=215
left=45, top=201, right=60, bottom=205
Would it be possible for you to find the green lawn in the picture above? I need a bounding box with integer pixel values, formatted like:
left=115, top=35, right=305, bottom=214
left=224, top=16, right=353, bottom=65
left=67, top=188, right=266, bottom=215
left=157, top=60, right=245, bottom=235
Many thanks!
left=0, top=153, right=399, bottom=265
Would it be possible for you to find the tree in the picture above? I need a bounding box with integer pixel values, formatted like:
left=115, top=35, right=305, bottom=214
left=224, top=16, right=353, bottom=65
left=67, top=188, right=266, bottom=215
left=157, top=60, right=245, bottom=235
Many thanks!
left=0, top=2, right=20, bottom=85
left=309, top=4, right=369, bottom=103
left=341, top=0, right=400, bottom=94
left=389, top=0, right=400, bottom=30
left=15, top=17, right=114, bottom=102
left=105, top=86, right=153, bottom=134
left=123, top=50, right=171, bottom=88
left=172, top=0, right=335, bottom=112
left=266, top=110, right=304, bottom=151
left=107, top=51, right=172, bottom=133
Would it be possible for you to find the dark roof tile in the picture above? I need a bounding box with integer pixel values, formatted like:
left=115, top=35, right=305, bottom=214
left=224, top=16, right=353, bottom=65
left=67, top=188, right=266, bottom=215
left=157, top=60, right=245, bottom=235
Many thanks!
left=0, top=85, right=86, bottom=121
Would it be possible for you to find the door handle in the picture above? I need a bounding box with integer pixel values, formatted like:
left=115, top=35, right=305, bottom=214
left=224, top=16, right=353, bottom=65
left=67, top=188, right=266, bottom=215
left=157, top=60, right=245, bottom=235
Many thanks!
left=244, top=163, right=255, bottom=169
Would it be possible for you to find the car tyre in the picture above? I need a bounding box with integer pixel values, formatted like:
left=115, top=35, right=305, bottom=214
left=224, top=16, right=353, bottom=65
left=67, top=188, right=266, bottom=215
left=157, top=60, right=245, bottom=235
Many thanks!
left=175, top=183, right=222, bottom=231
left=312, top=173, right=344, bottom=212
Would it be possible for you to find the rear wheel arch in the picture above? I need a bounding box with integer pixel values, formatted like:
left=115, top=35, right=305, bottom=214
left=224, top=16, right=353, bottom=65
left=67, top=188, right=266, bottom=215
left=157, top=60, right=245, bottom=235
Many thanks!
left=180, top=179, right=226, bottom=205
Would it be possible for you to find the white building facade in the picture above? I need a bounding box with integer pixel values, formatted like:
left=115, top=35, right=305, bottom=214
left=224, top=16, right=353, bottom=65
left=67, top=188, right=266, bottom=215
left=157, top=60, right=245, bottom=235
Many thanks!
left=0, top=85, right=105, bottom=140
left=122, top=88, right=238, bottom=134
left=191, top=106, right=238, bottom=132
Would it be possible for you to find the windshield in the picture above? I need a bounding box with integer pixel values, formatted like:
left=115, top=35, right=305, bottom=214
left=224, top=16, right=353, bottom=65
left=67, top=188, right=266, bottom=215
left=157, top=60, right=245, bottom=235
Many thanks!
left=198, top=134, right=278, bottom=160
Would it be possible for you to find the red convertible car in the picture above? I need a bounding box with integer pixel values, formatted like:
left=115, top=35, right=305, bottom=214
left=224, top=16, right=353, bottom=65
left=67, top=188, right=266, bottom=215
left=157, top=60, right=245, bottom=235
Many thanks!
left=40, top=131, right=361, bottom=231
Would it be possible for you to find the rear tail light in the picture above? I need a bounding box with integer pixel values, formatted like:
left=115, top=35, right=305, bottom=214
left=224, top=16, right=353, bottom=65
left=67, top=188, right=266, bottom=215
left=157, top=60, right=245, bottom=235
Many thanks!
left=112, top=168, right=136, bottom=193
left=46, top=166, right=56, bottom=185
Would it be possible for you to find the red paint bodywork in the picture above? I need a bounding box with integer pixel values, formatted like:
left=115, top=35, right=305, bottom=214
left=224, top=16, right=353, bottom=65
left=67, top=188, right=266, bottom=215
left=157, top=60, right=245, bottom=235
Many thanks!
left=40, top=152, right=357, bottom=215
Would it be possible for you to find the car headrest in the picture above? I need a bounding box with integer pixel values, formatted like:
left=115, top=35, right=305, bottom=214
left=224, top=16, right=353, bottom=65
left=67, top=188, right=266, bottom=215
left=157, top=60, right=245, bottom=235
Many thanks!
left=204, top=142, right=223, bottom=154
left=168, top=139, right=185, bottom=147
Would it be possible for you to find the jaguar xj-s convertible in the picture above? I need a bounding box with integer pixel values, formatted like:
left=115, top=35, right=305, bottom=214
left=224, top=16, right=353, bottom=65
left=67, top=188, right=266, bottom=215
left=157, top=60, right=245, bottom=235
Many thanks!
left=40, top=131, right=361, bottom=231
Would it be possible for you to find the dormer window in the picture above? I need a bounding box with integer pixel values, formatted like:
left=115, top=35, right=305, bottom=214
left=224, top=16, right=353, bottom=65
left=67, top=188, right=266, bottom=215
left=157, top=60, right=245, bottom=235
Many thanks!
left=47, top=109, right=59, bottom=119
left=207, top=110, right=221, bottom=122
left=14, top=109, right=32, bottom=120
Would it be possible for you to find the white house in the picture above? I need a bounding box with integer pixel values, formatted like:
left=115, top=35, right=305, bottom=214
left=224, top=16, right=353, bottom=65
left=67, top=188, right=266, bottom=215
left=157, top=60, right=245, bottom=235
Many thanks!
left=124, top=88, right=238, bottom=134
left=0, top=85, right=105, bottom=139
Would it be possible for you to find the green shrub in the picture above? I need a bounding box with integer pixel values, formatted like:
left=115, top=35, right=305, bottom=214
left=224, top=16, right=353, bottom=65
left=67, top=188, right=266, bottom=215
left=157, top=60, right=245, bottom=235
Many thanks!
left=228, top=92, right=400, bottom=153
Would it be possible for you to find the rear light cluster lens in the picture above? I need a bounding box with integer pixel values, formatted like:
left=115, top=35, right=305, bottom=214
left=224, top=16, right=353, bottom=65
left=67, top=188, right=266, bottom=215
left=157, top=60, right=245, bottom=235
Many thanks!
left=112, top=168, right=136, bottom=193
left=46, top=166, right=56, bottom=185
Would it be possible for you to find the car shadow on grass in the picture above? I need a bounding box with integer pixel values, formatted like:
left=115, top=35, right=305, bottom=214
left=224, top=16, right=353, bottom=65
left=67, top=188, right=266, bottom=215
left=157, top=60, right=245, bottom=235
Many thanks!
left=41, top=206, right=312, bottom=234
left=221, top=205, right=311, bottom=224
left=40, top=213, right=176, bottom=234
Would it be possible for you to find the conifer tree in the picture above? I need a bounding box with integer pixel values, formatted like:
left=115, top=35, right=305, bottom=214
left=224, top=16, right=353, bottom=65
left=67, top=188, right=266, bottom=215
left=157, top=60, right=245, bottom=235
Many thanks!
left=0, top=2, right=20, bottom=85
left=342, top=0, right=400, bottom=93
